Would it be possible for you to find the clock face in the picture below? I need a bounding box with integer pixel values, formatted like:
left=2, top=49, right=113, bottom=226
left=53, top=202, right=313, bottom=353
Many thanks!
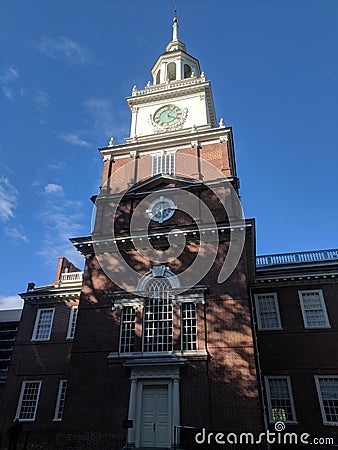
left=146, top=197, right=176, bottom=223
left=153, top=104, right=183, bottom=128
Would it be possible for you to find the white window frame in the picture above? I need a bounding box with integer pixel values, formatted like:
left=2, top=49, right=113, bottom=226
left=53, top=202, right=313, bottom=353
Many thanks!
left=66, top=306, right=78, bottom=339
left=152, top=151, right=175, bottom=176
left=53, top=379, right=68, bottom=421
left=15, top=380, right=42, bottom=422
left=315, top=375, right=338, bottom=425
left=298, top=290, right=330, bottom=329
left=254, top=293, right=282, bottom=330
left=31, top=308, right=55, bottom=341
left=143, top=278, right=173, bottom=353
left=119, top=305, right=136, bottom=354
left=181, top=302, right=198, bottom=351
left=265, top=376, right=297, bottom=424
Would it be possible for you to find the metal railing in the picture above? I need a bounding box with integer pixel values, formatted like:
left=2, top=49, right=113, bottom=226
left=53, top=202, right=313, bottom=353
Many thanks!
left=60, top=272, right=83, bottom=283
left=256, top=249, right=338, bottom=268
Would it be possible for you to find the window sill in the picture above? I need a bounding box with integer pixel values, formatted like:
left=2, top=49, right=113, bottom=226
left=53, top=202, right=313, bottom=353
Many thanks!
left=269, top=420, right=298, bottom=425
left=258, top=327, right=283, bottom=331
left=322, top=421, right=338, bottom=426
left=108, top=350, right=208, bottom=360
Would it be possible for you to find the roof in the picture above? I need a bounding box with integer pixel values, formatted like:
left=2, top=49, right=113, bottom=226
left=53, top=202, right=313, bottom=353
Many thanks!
left=0, top=309, right=22, bottom=322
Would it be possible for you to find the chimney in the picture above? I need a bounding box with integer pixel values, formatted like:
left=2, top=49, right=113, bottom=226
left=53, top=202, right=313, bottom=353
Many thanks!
left=27, top=282, right=35, bottom=291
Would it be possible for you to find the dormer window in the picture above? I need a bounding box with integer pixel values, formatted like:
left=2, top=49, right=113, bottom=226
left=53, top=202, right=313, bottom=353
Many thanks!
left=167, top=62, right=176, bottom=81
left=184, top=64, right=192, bottom=78
left=156, top=70, right=161, bottom=84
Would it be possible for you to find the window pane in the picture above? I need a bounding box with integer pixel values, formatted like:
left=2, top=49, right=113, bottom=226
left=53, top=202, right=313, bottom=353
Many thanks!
left=318, top=378, right=338, bottom=423
left=120, top=306, right=135, bottom=353
left=152, top=152, right=175, bottom=176
left=17, top=381, right=41, bottom=421
left=267, top=378, right=295, bottom=422
left=300, top=291, right=329, bottom=328
left=144, top=278, right=173, bottom=352
left=67, top=306, right=78, bottom=339
left=255, top=294, right=280, bottom=329
left=33, top=309, right=54, bottom=340
left=54, top=380, right=68, bottom=421
left=182, top=303, right=197, bottom=351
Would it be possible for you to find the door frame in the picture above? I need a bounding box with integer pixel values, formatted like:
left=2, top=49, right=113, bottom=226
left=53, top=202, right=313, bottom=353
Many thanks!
left=124, top=358, right=184, bottom=448
left=137, top=380, right=172, bottom=448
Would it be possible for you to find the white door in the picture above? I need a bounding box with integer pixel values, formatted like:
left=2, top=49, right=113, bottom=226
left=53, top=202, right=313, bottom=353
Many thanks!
left=140, top=385, right=170, bottom=448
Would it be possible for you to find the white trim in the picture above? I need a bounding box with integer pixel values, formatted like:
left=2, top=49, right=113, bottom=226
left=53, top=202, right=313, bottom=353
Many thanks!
left=15, top=380, right=42, bottom=422
left=298, top=289, right=330, bottom=329
left=254, top=293, right=282, bottom=330
left=136, top=266, right=181, bottom=291
left=53, top=379, right=68, bottom=421
left=66, top=306, right=78, bottom=339
left=31, top=308, right=55, bottom=341
left=315, top=375, right=338, bottom=425
left=265, top=376, right=297, bottom=424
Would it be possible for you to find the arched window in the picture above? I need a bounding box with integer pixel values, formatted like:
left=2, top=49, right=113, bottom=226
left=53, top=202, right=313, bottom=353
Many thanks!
left=143, top=278, right=172, bottom=352
left=184, top=64, right=192, bottom=78
left=117, top=267, right=199, bottom=355
left=167, top=62, right=176, bottom=81
left=156, top=70, right=161, bottom=85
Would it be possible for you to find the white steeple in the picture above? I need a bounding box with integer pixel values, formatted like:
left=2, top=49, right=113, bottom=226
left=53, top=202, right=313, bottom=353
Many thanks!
left=151, top=11, right=200, bottom=84
left=125, top=10, right=216, bottom=140
left=166, top=9, right=186, bottom=53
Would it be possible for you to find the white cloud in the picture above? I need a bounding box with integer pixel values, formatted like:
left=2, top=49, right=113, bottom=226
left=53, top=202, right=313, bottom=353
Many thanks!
left=47, top=161, right=67, bottom=171
left=0, top=177, right=18, bottom=221
left=0, top=65, right=19, bottom=100
left=4, top=225, right=29, bottom=243
left=83, top=97, right=115, bottom=138
left=35, top=36, right=90, bottom=65
left=38, top=200, right=85, bottom=268
left=0, top=66, right=19, bottom=84
left=44, top=183, right=64, bottom=195
left=2, top=86, right=14, bottom=100
left=34, top=89, right=49, bottom=111
left=0, top=295, right=23, bottom=310
left=59, top=133, right=90, bottom=147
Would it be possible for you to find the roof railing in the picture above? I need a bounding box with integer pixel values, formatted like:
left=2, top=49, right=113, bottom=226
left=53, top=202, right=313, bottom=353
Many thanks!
left=256, top=249, right=338, bottom=268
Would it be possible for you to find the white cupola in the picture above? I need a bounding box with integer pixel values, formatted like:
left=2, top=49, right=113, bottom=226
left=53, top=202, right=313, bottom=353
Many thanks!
left=151, top=12, right=201, bottom=84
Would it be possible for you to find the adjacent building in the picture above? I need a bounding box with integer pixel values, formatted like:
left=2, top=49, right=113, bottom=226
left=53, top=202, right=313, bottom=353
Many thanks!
left=253, top=250, right=338, bottom=445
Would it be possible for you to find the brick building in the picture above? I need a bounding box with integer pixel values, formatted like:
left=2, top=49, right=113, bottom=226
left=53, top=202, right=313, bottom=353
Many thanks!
left=0, top=13, right=338, bottom=450
left=252, top=250, right=338, bottom=446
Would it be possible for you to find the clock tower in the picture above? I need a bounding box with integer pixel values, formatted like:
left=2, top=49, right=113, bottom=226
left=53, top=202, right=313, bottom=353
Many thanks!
left=64, top=12, right=263, bottom=449
left=127, top=14, right=216, bottom=140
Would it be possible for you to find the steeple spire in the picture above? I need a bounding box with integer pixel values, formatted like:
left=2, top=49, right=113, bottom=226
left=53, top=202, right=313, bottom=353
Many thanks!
left=172, top=7, right=179, bottom=42
left=166, top=9, right=186, bottom=52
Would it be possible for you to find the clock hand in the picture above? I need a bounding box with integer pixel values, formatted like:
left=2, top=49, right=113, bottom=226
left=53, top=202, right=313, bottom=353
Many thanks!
left=167, top=109, right=176, bottom=118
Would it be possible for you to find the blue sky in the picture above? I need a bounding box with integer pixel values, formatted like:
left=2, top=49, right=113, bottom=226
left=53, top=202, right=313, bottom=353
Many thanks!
left=0, top=0, right=337, bottom=309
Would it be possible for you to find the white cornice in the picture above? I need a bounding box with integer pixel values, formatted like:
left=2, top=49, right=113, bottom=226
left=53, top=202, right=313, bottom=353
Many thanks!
left=128, top=76, right=207, bottom=103
left=99, top=127, right=232, bottom=159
